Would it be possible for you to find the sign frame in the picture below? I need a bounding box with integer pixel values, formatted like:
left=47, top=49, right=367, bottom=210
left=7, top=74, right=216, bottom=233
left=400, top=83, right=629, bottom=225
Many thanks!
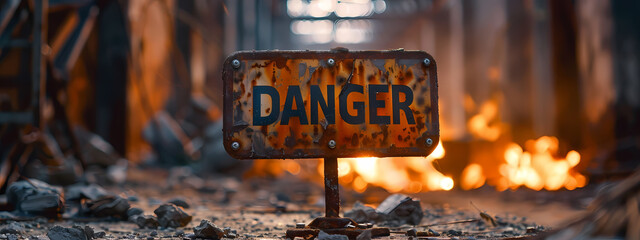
left=222, top=50, right=439, bottom=159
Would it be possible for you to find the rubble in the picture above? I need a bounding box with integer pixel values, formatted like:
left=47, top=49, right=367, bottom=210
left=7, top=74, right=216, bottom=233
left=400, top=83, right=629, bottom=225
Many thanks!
left=7, top=179, right=65, bottom=218
left=82, top=195, right=130, bottom=219
left=126, top=207, right=144, bottom=219
left=131, top=215, right=160, bottom=229
left=46, top=225, right=95, bottom=240
left=345, top=194, right=423, bottom=226
left=375, top=194, right=423, bottom=226
left=193, top=219, right=225, bottom=239
left=0, top=222, right=24, bottom=235
left=154, top=204, right=192, bottom=228
left=345, top=202, right=380, bottom=223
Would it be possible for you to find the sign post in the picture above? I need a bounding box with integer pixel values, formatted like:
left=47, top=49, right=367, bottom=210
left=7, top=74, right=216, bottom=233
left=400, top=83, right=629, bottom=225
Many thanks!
left=222, top=49, right=439, bottom=239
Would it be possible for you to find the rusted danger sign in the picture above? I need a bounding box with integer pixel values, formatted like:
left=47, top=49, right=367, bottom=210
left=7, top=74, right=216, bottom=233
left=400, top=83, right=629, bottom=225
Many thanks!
left=222, top=50, right=439, bottom=159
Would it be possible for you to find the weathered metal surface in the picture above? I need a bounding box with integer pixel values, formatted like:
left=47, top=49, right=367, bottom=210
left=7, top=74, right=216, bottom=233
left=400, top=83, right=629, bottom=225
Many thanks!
left=222, top=50, right=439, bottom=159
left=324, top=157, right=339, bottom=218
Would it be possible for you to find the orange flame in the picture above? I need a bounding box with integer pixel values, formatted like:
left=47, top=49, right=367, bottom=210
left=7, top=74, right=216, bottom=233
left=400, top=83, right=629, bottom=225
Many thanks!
left=335, top=141, right=453, bottom=193
left=496, top=137, right=587, bottom=191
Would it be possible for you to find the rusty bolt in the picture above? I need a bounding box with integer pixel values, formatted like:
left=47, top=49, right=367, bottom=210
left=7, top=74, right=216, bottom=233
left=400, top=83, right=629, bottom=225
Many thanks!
left=423, top=58, right=431, bottom=66
left=232, top=59, right=241, bottom=69
left=328, top=140, right=336, bottom=149
left=231, top=141, right=240, bottom=150
left=327, top=58, right=335, bottom=66
left=426, top=138, right=433, bottom=147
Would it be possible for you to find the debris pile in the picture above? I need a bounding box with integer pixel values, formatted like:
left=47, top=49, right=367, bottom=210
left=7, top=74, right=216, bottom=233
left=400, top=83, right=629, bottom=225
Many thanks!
left=345, top=194, right=423, bottom=226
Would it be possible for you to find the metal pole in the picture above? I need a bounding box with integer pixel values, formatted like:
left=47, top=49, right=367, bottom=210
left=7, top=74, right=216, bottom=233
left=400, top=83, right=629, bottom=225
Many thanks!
left=324, top=157, right=340, bottom=218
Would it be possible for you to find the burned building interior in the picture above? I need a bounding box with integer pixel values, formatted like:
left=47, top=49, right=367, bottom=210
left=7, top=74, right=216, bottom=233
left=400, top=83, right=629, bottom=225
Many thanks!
left=0, top=0, right=640, bottom=239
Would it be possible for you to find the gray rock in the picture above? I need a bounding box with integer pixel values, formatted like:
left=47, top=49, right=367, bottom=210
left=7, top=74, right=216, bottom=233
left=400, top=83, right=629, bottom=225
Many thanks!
left=376, top=194, right=423, bottom=226
left=317, top=231, right=348, bottom=240
left=193, top=219, right=224, bottom=239
left=446, top=229, right=462, bottom=236
left=127, top=207, right=144, bottom=218
left=0, top=222, right=24, bottom=235
left=82, top=196, right=130, bottom=219
left=167, top=198, right=190, bottom=209
left=154, top=204, right=192, bottom=228
left=132, top=215, right=160, bottom=229
left=345, top=202, right=380, bottom=223
left=46, top=226, right=93, bottom=240
left=7, top=179, right=64, bottom=218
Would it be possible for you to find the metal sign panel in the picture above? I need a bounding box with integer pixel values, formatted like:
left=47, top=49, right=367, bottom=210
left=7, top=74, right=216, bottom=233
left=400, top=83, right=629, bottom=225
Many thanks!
left=222, top=50, right=439, bottom=159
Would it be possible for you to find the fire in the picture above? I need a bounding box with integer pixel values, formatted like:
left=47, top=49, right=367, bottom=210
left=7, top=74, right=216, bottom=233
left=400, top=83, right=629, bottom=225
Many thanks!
left=461, top=97, right=588, bottom=191
left=335, top=141, right=454, bottom=193
left=462, top=136, right=587, bottom=191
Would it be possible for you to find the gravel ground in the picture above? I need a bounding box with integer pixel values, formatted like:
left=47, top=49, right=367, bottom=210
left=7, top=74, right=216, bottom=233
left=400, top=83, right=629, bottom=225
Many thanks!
left=0, top=167, right=589, bottom=239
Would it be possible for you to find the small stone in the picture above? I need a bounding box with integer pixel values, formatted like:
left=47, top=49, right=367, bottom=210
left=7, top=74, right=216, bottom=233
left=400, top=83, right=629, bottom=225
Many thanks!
left=82, top=196, right=130, bottom=219
left=46, top=226, right=87, bottom=240
left=317, top=231, right=348, bottom=240
left=168, top=198, right=190, bottom=209
left=7, top=179, right=64, bottom=218
left=127, top=207, right=144, bottom=218
left=133, top=215, right=160, bottom=229
left=376, top=194, right=423, bottom=226
left=94, top=232, right=106, bottom=238
left=447, top=229, right=462, bottom=236
left=154, top=204, right=192, bottom=228
left=406, top=229, right=417, bottom=237
left=150, top=231, right=158, bottom=236
left=428, top=229, right=440, bottom=236
left=193, top=219, right=225, bottom=239
left=526, top=227, right=538, bottom=233
left=83, top=225, right=95, bottom=239
left=0, top=222, right=24, bottom=235
left=345, top=202, right=380, bottom=223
